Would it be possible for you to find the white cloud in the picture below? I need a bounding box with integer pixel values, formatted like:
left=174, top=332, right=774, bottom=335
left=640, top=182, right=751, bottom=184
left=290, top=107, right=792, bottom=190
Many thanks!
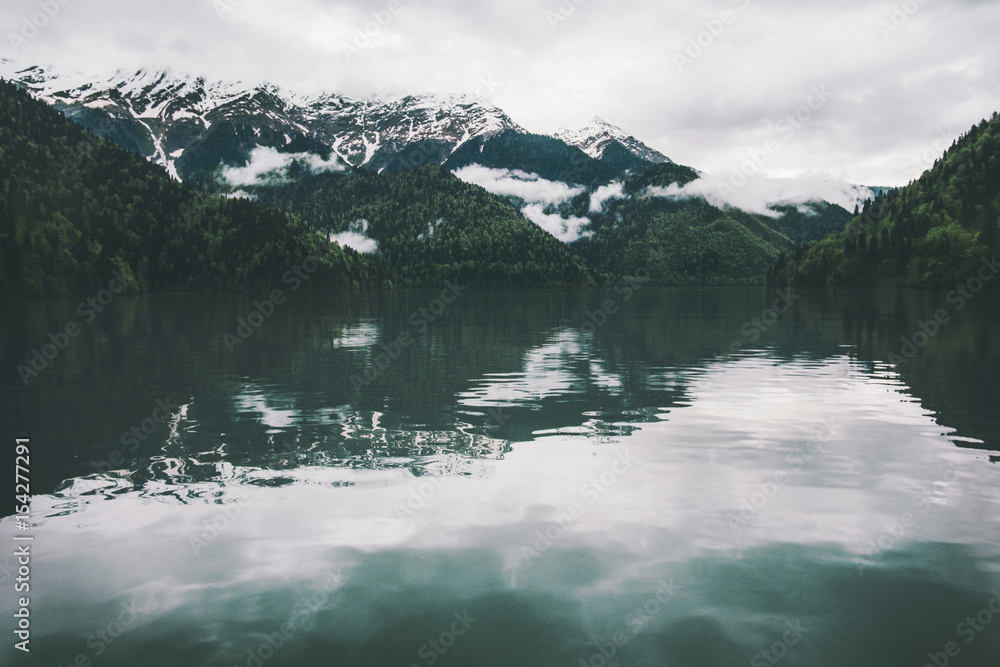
left=418, top=218, right=445, bottom=241
left=647, top=175, right=874, bottom=217
left=521, top=204, right=592, bottom=243
left=330, top=219, right=378, bottom=254
left=589, top=181, right=626, bottom=212
left=221, top=145, right=346, bottom=187
left=223, top=189, right=256, bottom=200
left=451, top=165, right=584, bottom=206
left=452, top=165, right=594, bottom=243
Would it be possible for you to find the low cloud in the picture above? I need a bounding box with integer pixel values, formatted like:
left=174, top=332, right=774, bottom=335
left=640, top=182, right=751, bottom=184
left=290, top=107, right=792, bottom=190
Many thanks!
left=223, top=189, right=256, bottom=200
left=5, top=0, right=999, bottom=187
left=221, top=145, right=346, bottom=187
left=521, top=204, right=592, bottom=244
left=330, top=219, right=378, bottom=254
left=452, top=164, right=584, bottom=206
left=452, top=164, right=594, bottom=243
left=647, top=175, right=875, bottom=217
left=418, top=218, right=445, bottom=242
left=589, top=181, right=626, bottom=212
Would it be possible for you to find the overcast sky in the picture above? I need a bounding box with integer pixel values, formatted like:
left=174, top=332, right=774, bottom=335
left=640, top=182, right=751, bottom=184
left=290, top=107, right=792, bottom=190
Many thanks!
left=3, top=0, right=999, bottom=186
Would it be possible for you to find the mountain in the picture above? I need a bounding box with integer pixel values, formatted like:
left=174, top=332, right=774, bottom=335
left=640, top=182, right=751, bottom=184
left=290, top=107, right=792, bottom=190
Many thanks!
left=0, top=60, right=685, bottom=190
left=0, top=79, right=379, bottom=294
left=0, top=60, right=523, bottom=186
left=554, top=116, right=672, bottom=173
left=769, top=112, right=1000, bottom=287
left=1, top=59, right=868, bottom=291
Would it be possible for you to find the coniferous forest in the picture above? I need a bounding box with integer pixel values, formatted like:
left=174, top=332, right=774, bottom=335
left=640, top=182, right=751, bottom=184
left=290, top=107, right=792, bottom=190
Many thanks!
left=0, top=80, right=380, bottom=294
left=769, top=112, right=1000, bottom=287
left=240, top=165, right=596, bottom=288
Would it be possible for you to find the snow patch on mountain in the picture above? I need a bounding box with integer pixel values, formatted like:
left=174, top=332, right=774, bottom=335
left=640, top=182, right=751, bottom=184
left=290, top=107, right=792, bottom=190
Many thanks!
left=221, top=146, right=346, bottom=187
left=0, top=59, right=524, bottom=180
left=362, top=131, right=382, bottom=164
left=554, top=117, right=671, bottom=164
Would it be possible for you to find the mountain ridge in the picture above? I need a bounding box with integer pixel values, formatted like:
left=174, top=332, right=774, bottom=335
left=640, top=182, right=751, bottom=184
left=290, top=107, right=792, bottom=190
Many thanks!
left=0, top=59, right=530, bottom=183
left=0, top=59, right=674, bottom=188
left=554, top=116, right=672, bottom=172
left=1, top=58, right=880, bottom=216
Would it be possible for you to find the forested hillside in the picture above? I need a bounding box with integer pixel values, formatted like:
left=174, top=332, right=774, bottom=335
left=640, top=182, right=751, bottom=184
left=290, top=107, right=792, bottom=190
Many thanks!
left=569, top=164, right=852, bottom=285
left=769, top=113, right=1000, bottom=287
left=0, top=79, right=380, bottom=294
left=247, top=158, right=851, bottom=288
left=242, top=165, right=596, bottom=287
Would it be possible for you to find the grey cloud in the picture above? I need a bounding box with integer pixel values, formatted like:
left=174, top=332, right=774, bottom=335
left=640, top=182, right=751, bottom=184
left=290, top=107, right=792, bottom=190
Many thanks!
left=2, top=0, right=998, bottom=185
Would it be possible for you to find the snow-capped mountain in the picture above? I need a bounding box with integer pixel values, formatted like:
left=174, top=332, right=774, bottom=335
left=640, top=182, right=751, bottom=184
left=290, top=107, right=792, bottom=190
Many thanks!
left=554, top=117, right=671, bottom=172
left=0, top=59, right=523, bottom=183
left=1, top=59, right=867, bottom=224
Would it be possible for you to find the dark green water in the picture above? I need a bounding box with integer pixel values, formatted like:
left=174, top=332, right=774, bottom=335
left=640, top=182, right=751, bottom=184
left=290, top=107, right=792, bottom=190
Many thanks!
left=1, top=287, right=999, bottom=666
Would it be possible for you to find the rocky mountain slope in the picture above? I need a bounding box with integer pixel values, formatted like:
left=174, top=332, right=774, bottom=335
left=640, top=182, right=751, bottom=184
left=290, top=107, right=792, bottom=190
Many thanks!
left=554, top=116, right=672, bottom=173
left=0, top=59, right=526, bottom=184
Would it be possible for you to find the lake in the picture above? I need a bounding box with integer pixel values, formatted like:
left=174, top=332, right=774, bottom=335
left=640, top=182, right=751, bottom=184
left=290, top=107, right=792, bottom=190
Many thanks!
left=1, top=286, right=999, bottom=666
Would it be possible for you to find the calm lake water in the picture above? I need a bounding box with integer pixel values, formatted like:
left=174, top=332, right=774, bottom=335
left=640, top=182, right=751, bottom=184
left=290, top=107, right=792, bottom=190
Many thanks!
left=1, top=287, right=999, bottom=666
